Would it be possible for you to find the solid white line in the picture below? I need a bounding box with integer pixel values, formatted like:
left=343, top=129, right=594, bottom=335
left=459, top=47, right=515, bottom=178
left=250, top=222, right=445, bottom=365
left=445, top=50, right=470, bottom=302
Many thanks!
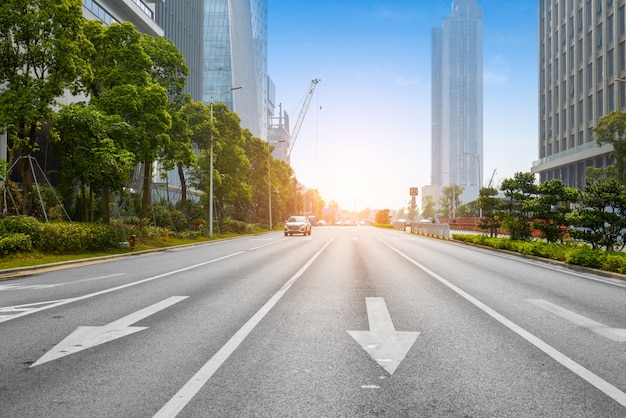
left=379, top=238, right=626, bottom=409
left=153, top=237, right=334, bottom=418
left=0, top=253, right=244, bottom=324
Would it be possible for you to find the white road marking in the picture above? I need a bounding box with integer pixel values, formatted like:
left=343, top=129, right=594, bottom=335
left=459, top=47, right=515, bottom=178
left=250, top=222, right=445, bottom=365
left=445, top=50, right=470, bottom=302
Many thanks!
left=32, top=296, right=188, bottom=367
left=0, top=253, right=243, bottom=324
left=348, top=297, right=420, bottom=375
left=0, top=273, right=127, bottom=292
left=0, top=284, right=59, bottom=291
left=0, top=299, right=70, bottom=321
left=528, top=299, right=626, bottom=342
left=379, top=238, right=626, bottom=409
left=153, top=237, right=335, bottom=418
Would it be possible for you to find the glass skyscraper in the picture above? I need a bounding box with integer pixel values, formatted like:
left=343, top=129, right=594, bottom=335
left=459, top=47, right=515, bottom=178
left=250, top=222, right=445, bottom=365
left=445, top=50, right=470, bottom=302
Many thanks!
left=431, top=0, right=484, bottom=205
left=157, top=0, right=267, bottom=140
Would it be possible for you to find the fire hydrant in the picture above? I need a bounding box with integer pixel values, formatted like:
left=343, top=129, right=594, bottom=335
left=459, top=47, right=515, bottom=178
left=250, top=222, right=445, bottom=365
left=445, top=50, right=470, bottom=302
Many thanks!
left=129, top=234, right=136, bottom=250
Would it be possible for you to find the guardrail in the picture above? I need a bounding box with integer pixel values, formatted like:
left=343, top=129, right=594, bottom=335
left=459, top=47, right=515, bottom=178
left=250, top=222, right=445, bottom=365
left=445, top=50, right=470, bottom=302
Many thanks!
left=410, top=222, right=451, bottom=239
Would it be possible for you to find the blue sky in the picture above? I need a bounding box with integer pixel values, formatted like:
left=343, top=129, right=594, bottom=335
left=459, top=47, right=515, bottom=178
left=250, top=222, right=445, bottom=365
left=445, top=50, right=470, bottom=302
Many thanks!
left=268, top=1, right=538, bottom=212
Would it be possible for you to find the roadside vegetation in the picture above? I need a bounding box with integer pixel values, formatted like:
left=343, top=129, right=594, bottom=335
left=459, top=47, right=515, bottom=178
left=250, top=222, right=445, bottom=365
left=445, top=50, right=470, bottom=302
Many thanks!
left=0, top=0, right=324, bottom=271
left=427, top=110, right=626, bottom=276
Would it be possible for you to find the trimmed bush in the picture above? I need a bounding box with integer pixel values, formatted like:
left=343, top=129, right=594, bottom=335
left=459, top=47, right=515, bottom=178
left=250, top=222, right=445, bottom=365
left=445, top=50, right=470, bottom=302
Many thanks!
left=565, top=247, right=604, bottom=269
left=37, top=222, right=118, bottom=254
left=2, top=216, right=44, bottom=244
left=600, top=253, right=626, bottom=274
left=0, top=233, right=32, bottom=255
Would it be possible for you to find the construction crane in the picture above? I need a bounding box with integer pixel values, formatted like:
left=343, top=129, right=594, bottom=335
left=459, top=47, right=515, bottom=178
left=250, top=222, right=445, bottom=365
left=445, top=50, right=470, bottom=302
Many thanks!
left=287, top=78, right=320, bottom=157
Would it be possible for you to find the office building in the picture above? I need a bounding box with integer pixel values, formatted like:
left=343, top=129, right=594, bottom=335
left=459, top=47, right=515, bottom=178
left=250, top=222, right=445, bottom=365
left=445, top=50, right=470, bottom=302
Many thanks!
left=82, top=0, right=163, bottom=36
left=532, top=0, right=622, bottom=187
left=430, top=0, right=484, bottom=206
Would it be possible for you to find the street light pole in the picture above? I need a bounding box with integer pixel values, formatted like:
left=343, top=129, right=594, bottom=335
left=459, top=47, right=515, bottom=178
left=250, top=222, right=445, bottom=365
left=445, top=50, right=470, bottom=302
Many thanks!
left=209, top=86, right=242, bottom=238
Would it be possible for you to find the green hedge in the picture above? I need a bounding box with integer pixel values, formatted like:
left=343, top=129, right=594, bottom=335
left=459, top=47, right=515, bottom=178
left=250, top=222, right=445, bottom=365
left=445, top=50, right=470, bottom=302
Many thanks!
left=2, top=216, right=44, bottom=244
left=0, top=233, right=32, bottom=255
left=452, top=233, right=626, bottom=274
left=37, top=222, right=118, bottom=253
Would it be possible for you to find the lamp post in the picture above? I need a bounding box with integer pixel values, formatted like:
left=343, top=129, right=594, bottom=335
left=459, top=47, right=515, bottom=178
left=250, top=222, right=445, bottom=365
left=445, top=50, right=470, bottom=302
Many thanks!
left=209, top=86, right=242, bottom=238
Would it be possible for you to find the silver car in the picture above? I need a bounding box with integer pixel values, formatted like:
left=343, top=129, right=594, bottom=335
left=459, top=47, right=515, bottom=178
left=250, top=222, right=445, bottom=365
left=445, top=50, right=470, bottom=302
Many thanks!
left=284, top=215, right=312, bottom=236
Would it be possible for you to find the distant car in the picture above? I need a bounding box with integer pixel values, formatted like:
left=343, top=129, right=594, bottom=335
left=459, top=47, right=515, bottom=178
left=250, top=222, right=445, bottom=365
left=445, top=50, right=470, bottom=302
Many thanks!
left=284, top=215, right=312, bottom=236
left=317, top=220, right=327, bottom=226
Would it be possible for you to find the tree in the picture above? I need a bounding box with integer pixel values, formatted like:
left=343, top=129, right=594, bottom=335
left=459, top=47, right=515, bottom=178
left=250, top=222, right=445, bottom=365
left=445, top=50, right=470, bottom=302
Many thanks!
left=421, top=195, right=436, bottom=220
left=569, top=177, right=626, bottom=251
left=51, top=104, right=135, bottom=222
left=500, top=172, right=537, bottom=240
left=161, top=97, right=200, bottom=206
left=531, top=179, right=580, bottom=243
left=375, top=209, right=391, bottom=225
left=437, top=185, right=463, bottom=218
left=0, top=0, right=88, bottom=215
left=80, top=22, right=172, bottom=222
left=476, top=187, right=502, bottom=237
left=243, top=133, right=271, bottom=225
left=593, top=110, right=626, bottom=184
left=192, top=104, right=250, bottom=224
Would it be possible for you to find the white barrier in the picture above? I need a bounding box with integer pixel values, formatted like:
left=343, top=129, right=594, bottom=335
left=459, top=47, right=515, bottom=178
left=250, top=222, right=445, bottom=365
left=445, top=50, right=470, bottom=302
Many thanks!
left=411, top=222, right=451, bottom=239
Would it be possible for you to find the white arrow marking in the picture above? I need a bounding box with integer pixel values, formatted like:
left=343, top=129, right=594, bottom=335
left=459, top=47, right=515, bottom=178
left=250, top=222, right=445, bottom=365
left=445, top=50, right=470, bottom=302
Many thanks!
left=528, top=299, right=626, bottom=342
left=348, top=297, right=420, bottom=375
left=32, top=296, right=188, bottom=367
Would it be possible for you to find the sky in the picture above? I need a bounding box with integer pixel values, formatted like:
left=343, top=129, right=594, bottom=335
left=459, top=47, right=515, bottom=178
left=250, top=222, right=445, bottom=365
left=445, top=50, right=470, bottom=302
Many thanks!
left=267, top=0, right=538, bottom=212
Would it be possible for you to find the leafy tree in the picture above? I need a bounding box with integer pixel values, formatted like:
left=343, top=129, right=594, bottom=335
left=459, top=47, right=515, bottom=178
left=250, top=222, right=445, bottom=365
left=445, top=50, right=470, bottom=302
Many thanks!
left=477, top=187, right=502, bottom=237
left=375, top=209, right=391, bottom=224
left=161, top=97, right=198, bottom=206
left=593, top=110, right=626, bottom=184
left=569, top=177, right=626, bottom=251
left=421, top=195, right=436, bottom=220
left=141, top=33, right=190, bottom=205
left=0, top=0, right=88, bottom=215
left=51, top=104, right=135, bottom=222
left=243, top=133, right=271, bottom=225
left=500, top=172, right=537, bottom=240
left=305, top=188, right=325, bottom=220
left=437, top=185, right=463, bottom=217
left=531, top=179, right=580, bottom=243
left=80, top=22, right=172, bottom=222
left=192, top=104, right=250, bottom=224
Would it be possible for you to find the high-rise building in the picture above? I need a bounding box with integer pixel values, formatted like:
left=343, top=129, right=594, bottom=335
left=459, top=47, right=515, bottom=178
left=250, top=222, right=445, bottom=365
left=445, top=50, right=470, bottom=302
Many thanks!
left=532, top=0, right=620, bottom=187
left=155, top=0, right=267, bottom=141
left=430, top=0, right=483, bottom=206
left=83, top=0, right=163, bottom=36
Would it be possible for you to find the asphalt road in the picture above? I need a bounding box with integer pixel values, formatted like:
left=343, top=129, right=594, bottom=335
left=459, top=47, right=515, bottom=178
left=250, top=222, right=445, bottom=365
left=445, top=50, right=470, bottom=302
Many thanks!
left=2, top=226, right=626, bottom=417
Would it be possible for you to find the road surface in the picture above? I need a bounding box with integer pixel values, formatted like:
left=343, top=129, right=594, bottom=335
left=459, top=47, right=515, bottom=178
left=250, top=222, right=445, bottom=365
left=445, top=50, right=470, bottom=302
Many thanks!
left=2, top=226, right=626, bottom=417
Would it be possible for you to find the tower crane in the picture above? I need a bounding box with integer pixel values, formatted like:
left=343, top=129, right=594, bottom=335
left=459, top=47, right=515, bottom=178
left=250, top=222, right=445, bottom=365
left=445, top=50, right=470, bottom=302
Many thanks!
left=287, top=78, right=320, bottom=157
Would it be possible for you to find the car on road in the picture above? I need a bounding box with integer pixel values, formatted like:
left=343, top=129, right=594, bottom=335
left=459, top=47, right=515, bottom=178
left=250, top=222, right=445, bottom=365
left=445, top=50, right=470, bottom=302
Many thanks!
left=284, top=215, right=312, bottom=236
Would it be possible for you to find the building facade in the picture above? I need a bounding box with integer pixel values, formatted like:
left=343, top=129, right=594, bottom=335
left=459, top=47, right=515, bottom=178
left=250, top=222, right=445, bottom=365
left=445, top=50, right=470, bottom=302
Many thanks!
left=83, top=0, right=163, bottom=36
left=430, top=0, right=484, bottom=205
left=532, top=0, right=622, bottom=187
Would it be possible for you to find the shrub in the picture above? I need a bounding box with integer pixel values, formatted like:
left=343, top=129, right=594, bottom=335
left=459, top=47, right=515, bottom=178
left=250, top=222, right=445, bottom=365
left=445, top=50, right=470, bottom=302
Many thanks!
left=565, top=247, right=604, bottom=269
left=600, top=253, right=626, bottom=274
left=2, top=216, right=44, bottom=244
left=221, top=217, right=247, bottom=234
left=0, top=233, right=32, bottom=255
left=37, top=222, right=118, bottom=253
